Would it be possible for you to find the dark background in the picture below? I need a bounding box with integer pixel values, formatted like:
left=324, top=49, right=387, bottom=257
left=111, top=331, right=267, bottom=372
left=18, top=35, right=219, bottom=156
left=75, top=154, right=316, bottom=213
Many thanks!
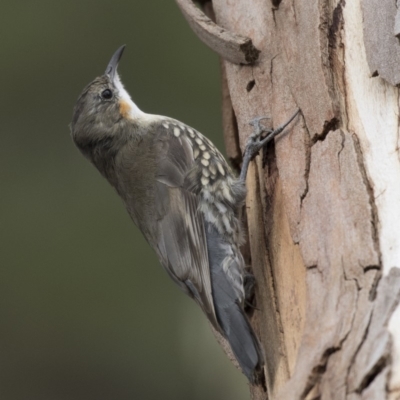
left=0, top=1, right=249, bottom=399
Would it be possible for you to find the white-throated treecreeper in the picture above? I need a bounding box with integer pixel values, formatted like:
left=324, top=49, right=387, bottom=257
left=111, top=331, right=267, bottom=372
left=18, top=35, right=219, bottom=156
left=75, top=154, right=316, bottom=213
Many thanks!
left=71, top=45, right=299, bottom=383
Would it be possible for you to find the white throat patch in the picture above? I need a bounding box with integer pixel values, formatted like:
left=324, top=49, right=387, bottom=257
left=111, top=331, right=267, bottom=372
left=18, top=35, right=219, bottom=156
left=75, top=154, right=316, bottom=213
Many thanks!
left=114, top=73, right=146, bottom=119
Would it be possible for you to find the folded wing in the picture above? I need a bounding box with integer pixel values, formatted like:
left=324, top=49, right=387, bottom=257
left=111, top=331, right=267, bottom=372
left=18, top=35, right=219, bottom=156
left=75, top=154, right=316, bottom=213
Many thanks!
left=153, top=127, right=219, bottom=331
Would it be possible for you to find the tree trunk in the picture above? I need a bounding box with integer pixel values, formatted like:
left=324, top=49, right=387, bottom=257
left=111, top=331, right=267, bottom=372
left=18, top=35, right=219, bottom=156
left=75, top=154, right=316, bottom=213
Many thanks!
left=176, top=1, right=400, bottom=399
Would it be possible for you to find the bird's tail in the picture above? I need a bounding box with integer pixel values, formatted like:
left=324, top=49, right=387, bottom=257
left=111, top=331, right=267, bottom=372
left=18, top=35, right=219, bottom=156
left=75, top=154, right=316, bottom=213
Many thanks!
left=213, top=287, right=264, bottom=383
left=206, top=223, right=264, bottom=383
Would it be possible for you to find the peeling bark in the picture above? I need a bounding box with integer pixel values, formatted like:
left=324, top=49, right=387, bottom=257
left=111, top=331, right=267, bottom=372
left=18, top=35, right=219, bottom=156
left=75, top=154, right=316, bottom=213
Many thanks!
left=175, top=0, right=260, bottom=64
left=177, top=1, right=400, bottom=399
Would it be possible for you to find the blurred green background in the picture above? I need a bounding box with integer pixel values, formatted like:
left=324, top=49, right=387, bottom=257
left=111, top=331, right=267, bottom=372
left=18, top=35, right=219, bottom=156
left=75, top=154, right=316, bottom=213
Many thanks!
left=0, top=1, right=249, bottom=399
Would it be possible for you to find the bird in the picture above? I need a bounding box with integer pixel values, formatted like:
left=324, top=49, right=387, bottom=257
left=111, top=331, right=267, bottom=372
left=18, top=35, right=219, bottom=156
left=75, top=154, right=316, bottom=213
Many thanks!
left=70, top=45, right=299, bottom=383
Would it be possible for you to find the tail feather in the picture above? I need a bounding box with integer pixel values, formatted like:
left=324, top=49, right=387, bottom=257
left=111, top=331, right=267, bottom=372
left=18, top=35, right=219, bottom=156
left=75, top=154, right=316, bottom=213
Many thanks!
left=220, top=301, right=263, bottom=381
left=212, top=267, right=263, bottom=382
left=205, top=223, right=264, bottom=383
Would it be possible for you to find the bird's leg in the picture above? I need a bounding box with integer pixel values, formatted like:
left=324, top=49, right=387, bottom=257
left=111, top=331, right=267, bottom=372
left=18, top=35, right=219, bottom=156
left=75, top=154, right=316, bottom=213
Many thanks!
left=239, top=109, right=301, bottom=182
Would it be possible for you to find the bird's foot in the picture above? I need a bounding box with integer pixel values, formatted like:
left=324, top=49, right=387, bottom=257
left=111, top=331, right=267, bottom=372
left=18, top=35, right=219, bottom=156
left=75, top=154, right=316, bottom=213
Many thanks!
left=240, top=109, right=301, bottom=182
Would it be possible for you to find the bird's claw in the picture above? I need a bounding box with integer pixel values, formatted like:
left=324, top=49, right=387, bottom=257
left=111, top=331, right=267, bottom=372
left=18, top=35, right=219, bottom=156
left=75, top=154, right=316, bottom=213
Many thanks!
left=245, top=115, right=273, bottom=158
left=249, top=116, right=271, bottom=137
left=244, top=116, right=273, bottom=161
left=239, top=109, right=300, bottom=182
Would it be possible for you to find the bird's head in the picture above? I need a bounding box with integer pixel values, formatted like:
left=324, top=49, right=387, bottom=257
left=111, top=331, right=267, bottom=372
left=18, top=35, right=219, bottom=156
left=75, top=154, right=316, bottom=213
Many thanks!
left=71, top=45, right=143, bottom=154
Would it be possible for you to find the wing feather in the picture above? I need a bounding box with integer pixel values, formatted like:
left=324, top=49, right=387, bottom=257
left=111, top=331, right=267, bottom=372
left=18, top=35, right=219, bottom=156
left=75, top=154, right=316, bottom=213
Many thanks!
left=153, top=127, right=219, bottom=330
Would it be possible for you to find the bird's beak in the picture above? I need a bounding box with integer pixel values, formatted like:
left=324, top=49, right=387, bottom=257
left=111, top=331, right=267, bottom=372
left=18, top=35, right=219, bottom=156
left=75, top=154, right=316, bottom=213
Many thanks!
left=105, top=45, right=126, bottom=82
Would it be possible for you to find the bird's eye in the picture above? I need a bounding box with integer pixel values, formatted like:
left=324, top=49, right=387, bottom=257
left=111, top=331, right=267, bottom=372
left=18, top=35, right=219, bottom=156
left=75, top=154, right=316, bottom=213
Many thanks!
left=101, top=89, right=113, bottom=100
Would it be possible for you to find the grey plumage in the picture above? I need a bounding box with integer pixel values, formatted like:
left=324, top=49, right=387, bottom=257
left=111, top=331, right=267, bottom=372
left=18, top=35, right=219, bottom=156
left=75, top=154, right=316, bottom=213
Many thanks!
left=71, top=46, right=264, bottom=383
left=206, top=223, right=262, bottom=380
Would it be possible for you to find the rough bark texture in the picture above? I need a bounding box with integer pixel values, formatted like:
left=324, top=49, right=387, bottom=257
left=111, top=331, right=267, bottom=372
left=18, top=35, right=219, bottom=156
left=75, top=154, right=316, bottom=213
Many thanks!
left=178, top=1, right=400, bottom=399
left=362, top=0, right=400, bottom=86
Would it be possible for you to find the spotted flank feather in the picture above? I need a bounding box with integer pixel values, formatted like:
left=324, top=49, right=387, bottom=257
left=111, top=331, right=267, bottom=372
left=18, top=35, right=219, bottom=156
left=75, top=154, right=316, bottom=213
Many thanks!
left=154, top=119, right=247, bottom=302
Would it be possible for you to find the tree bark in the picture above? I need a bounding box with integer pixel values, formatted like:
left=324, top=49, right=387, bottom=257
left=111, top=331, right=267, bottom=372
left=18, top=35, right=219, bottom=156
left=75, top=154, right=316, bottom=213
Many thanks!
left=177, top=1, right=400, bottom=399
